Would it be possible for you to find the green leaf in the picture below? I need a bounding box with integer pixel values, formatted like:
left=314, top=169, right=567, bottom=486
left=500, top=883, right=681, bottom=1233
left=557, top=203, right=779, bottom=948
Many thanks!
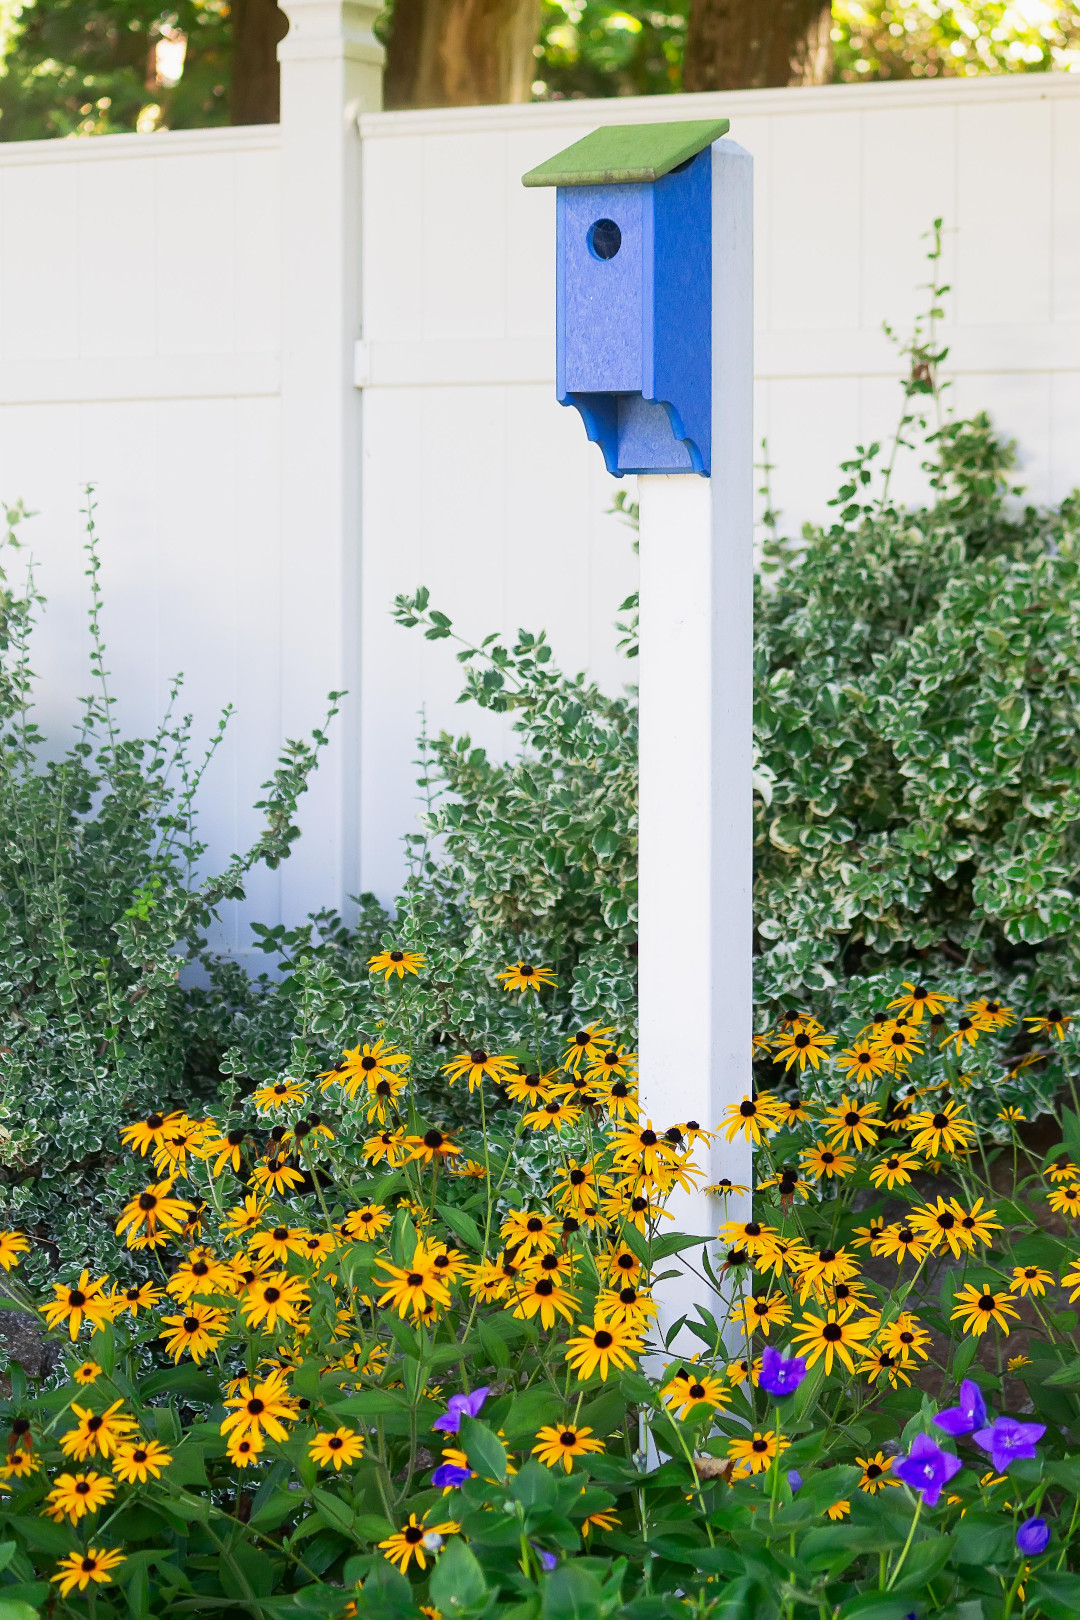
left=1028, top=1573, right=1080, bottom=1620
left=951, top=1511, right=1014, bottom=1565
left=460, top=1415, right=508, bottom=1483
left=502, top=1387, right=565, bottom=1442
left=541, top=1562, right=605, bottom=1620
left=332, top=1390, right=410, bottom=1417
left=1041, top=1357, right=1080, bottom=1388
left=0, top=1544, right=17, bottom=1576
left=436, top=1202, right=484, bottom=1253
left=312, top=1487, right=355, bottom=1535
left=428, top=1537, right=490, bottom=1613
left=0, top=1601, right=41, bottom=1620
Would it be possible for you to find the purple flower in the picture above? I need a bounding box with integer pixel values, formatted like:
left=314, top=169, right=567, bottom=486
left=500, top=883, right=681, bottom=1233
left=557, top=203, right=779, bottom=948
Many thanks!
left=432, top=1386, right=490, bottom=1435
left=972, top=1417, right=1045, bottom=1474
left=431, top=1463, right=472, bottom=1488
left=894, top=1434, right=963, bottom=1507
left=1016, top=1517, right=1050, bottom=1556
left=534, top=1547, right=558, bottom=1572
left=760, top=1346, right=808, bottom=1398
left=933, top=1379, right=988, bottom=1438
left=786, top=1470, right=803, bottom=1493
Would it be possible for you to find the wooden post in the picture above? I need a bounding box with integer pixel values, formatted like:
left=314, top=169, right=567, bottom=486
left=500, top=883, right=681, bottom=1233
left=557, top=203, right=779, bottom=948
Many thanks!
left=276, top=0, right=383, bottom=924
left=637, top=140, right=754, bottom=1353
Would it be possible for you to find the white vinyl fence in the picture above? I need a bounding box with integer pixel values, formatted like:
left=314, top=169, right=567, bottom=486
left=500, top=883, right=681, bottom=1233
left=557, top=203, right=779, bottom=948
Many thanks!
left=0, top=3, right=1078, bottom=952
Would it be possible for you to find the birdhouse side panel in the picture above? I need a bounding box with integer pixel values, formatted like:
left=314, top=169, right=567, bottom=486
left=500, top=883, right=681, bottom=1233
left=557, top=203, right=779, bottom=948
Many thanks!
left=649, top=149, right=712, bottom=474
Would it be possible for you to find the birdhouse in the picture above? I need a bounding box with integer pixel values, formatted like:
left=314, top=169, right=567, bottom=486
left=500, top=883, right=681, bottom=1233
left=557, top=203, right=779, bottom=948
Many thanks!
left=522, top=119, right=729, bottom=477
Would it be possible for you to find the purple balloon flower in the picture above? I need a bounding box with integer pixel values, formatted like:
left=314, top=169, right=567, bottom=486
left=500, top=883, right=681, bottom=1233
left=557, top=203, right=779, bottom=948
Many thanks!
left=759, top=1346, right=808, bottom=1398
left=431, top=1463, right=472, bottom=1488
left=786, top=1470, right=803, bottom=1493
left=933, top=1379, right=988, bottom=1438
left=534, top=1547, right=558, bottom=1572
left=972, top=1417, right=1046, bottom=1474
left=1016, top=1517, right=1051, bottom=1556
left=894, top=1433, right=963, bottom=1507
left=432, top=1386, right=490, bottom=1435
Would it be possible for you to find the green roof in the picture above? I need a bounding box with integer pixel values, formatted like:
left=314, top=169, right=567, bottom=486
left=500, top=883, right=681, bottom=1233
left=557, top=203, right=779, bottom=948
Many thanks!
left=521, top=119, right=729, bottom=188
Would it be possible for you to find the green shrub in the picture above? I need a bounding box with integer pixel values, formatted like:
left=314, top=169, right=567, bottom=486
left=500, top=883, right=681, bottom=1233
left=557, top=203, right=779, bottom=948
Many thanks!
left=0, top=497, right=335, bottom=1273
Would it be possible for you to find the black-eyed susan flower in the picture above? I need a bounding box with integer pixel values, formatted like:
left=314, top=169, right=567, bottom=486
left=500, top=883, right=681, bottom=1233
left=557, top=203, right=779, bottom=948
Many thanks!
left=508, top=1274, right=579, bottom=1329
left=523, top=1098, right=582, bottom=1133
left=151, top=1115, right=212, bottom=1176
left=159, top=1303, right=231, bottom=1363
left=871, top=1223, right=930, bottom=1266
left=906, top=1101, right=976, bottom=1158
left=660, top=1367, right=730, bottom=1418
left=583, top=1044, right=638, bottom=1084
left=428, top=1245, right=470, bottom=1286
left=1046, top=1160, right=1080, bottom=1183
left=823, top=1096, right=881, bottom=1151
left=70, top=1360, right=102, bottom=1385
left=594, top=1077, right=640, bottom=1121
left=859, top=1348, right=910, bottom=1388
left=826, top=1500, right=851, bottom=1520
left=41, top=1271, right=115, bottom=1339
left=442, top=1048, right=517, bottom=1092
left=726, top=1356, right=761, bottom=1387
left=870, top=1024, right=923, bottom=1066
left=1011, top=1264, right=1054, bottom=1298
left=376, top=1250, right=452, bottom=1319
left=341, top=1204, right=391, bottom=1241
left=249, top=1156, right=305, bottom=1196
left=51, top=1546, right=125, bottom=1597
left=369, top=948, right=425, bottom=980
left=823, top=1278, right=873, bottom=1316
left=1061, top=1260, right=1080, bottom=1302
left=221, top=1195, right=267, bottom=1242
left=719, top=1092, right=784, bottom=1145
left=564, top=1316, right=642, bottom=1381
left=120, top=1111, right=178, bottom=1156
left=774, top=1096, right=814, bottom=1129
left=754, top=1234, right=811, bottom=1278
left=112, top=1439, right=172, bottom=1485
left=836, top=1046, right=889, bottom=1085
left=952, top=1283, right=1019, bottom=1336
left=956, top=1197, right=1001, bottom=1247
left=997, top=1106, right=1026, bottom=1124
left=198, top=1127, right=249, bottom=1176
left=44, top=1470, right=115, bottom=1523
left=867, top=1151, right=921, bottom=1190
left=226, top=1431, right=264, bottom=1467
left=562, top=1023, right=617, bottom=1074
left=363, top=1129, right=408, bottom=1168
left=852, top=1218, right=889, bottom=1251
left=582, top=1508, right=619, bottom=1537
left=250, top=1226, right=310, bottom=1267
left=2, top=1446, right=37, bottom=1480
left=496, top=961, right=556, bottom=994
left=789, top=1311, right=876, bottom=1375
left=772, top=1027, right=836, bottom=1072
left=967, top=997, right=1015, bottom=1030
left=794, top=1246, right=859, bottom=1299
left=503, top=1068, right=563, bottom=1107
left=876, top=1313, right=931, bottom=1364
left=595, top=1284, right=657, bottom=1331
left=887, top=983, right=954, bottom=1023
left=603, top=1244, right=644, bottom=1286
left=168, top=1247, right=238, bottom=1303
left=59, top=1399, right=137, bottom=1462
left=532, top=1424, right=605, bottom=1471
left=467, top=1259, right=512, bottom=1304
left=718, top=1218, right=776, bottom=1256
left=115, top=1181, right=194, bottom=1250
left=309, top=1428, right=365, bottom=1470
left=1025, top=1008, right=1071, bottom=1040
left=0, top=1231, right=29, bottom=1271
left=363, top=1074, right=408, bottom=1124
left=909, top=1197, right=971, bottom=1259
left=241, top=1273, right=309, bottom=1334
left=220, top=1369, right=296, bottom=1444
left=801, top=1141, right=855, bottom=1181
left=406, top=1127, right=461, bottom=1164
left=1048, top=1185, right=1080, bottom=1218
left=741, top=1293, right=792, bottom=1337
left=378, top=1513, right=460, bottom=1574
left=727, top=1429, right=789, bottom=1478
left=501, top=1210, right=559, bottom=1257
left=857, top=1451, right=900, bottom=1492
left=938, top=1016, right=985, bottom=1055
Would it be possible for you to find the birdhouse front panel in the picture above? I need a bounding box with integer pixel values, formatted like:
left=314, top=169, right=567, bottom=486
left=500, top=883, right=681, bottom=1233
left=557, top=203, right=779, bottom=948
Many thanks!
left=558, top=184, right=645, bottom=398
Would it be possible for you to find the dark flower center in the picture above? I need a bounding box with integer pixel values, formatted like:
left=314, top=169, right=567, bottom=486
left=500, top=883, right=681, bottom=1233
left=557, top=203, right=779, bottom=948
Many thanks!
left=470, top=1050, right=488, bottom=1065
left=866, top=1463, right=881, bottom=1478
left=933, top=1113, right=949, bottom=1128
left=689, top=1382, right=706, bottom=1398
left=527, top=1218, right=543, bottom=1232
left=823, top=1324, right=842, bottom=1341
left=87, top=1416, right=103, bottom=1432
left=247, top=1399, right=265, bottom=1415
left=146, top=1114, right=164, bottom=1129
left=752, top=1439, right=768, bottom=1452
left=183, top=1317, right=199, bottom=1333
left=192, top=1261, right=209, bottom=1276
left=818, top=1249, right=835, bottom=1263
left=794, top=1034, right=810, bottom=1048
left=593, top=1331, right=614, bottom=1349
left=740, top=1101, right=756, bottom=1117
left=424, top=1131, right=444, bottom=1148
left=390, top=951, right=404, bottom=962
left=329, top=1436, right=343, bottom=1449
left=844, top=1111, right=860, bottom=1126
left=133, top=1449, right=148, bottom=1463
left=407, top=1274, right=424, bottom=1288
left=536, top=1280, right=554, bottom=1296
left=68, top=1290, right=87, bottom=1308
left=75, top=1482, right=90, bottom=1495
left=404, top=1527, right=424, bottom=1544
left=138, top=1194, right=157, bottom=1212
left=979, top=1295, right=995, bottom=1312
left=361, top=1056, right=376, bottom=1070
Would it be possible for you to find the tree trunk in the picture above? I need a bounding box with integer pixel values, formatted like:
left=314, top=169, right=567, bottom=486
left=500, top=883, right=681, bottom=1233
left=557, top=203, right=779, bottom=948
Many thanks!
left=683, top=0, right=832, bottom=92
left=231, top=0, right=289, bottom=124
left=385, top=0, right=541, bottom=109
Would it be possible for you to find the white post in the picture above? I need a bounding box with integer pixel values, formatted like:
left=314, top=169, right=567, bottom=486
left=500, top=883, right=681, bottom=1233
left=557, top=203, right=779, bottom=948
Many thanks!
left=275, top=0, right=383, bottom=925
left=638, top=141, right=755, bottom=1356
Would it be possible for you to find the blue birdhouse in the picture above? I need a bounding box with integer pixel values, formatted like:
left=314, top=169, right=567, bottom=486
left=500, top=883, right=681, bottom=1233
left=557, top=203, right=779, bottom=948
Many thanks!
left=523, top=119, right=728, bottom=477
